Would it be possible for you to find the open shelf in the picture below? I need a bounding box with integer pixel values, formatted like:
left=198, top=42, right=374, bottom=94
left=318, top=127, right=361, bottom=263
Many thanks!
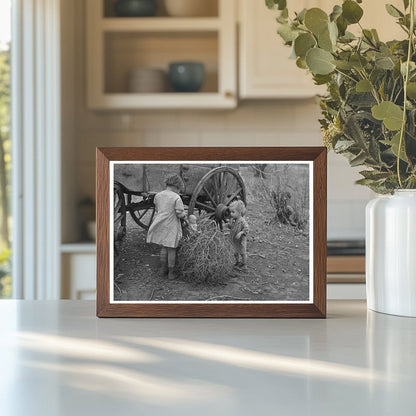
left=103, top=0, right=219, bottom=18
left=104, top=31, right=218, bottom=94
left=91, top=93, right=234, bottom=109
left=101, top=17, right=221, bottom=31
left=87, top=0, right=236, bottom=109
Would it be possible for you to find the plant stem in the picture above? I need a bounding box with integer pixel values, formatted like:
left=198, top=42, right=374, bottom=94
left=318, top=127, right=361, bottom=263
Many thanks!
left=334, top=68, right=358, bottom=84
left=358, top=69, right=381, bottom=104
left=397, top=0, right=415, bottom=188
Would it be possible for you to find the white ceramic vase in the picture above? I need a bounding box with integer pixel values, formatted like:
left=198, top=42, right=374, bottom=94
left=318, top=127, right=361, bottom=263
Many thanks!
left=366, top=190, right=416, bottom=317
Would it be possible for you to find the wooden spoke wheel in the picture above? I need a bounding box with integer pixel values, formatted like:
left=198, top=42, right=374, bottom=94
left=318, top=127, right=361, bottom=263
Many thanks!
left=188, top=166, right=246, bottom=225
left=114, top=182, right=127, bottom=242
left=114, top=182, right=127, bottom=268
left=128, top=194, right=155, bottom=230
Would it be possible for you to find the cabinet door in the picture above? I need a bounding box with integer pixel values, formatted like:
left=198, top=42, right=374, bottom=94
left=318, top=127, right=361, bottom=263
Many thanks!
left=239, top=0, right=326, bottom=99
left=355, top=0, right=404, bottom=41
left=62, top=253, right=96, bottom=300
left=239, top=0, right=404, bottom=99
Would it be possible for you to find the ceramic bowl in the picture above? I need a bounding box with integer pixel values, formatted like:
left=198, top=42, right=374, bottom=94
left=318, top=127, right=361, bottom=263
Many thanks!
left=128, top=68, right=167, bottom=93
left=164, top=0, right=217, bottom=17
left=168, top=62, right=205, bottom=92
left=114, top=0, right=158, bottom=17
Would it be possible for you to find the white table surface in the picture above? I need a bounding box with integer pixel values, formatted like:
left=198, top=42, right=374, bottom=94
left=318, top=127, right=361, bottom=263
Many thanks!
left=0, top=300, right=415, bottom=416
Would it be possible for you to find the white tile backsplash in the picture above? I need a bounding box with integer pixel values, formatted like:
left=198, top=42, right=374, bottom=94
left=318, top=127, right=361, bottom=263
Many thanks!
left=142, top=130, right=201, bottom=146
left=328, top=199, right=369, bottom=240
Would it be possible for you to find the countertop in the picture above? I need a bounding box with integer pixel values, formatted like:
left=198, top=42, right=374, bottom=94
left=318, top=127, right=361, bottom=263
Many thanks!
left=0, top=300, right=415, bottom=415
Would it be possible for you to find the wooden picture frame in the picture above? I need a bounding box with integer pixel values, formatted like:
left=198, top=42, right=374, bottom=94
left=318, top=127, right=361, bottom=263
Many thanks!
left=96, top=147, right=327, bottom=318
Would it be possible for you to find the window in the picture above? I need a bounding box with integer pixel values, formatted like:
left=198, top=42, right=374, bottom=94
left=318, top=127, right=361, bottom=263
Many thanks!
left=0, top=0, right=11, bottom=298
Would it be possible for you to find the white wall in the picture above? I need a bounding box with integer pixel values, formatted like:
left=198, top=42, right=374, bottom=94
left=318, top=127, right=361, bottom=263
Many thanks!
left=61, top=0, right=374, bottom=243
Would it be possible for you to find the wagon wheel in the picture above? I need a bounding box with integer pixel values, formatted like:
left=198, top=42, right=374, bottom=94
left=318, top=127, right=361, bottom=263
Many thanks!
left=188, top=166, right=246, bottom=225
left=128, top=194, right=155, bottom=230
left=114, top=183, right=127, bottom=268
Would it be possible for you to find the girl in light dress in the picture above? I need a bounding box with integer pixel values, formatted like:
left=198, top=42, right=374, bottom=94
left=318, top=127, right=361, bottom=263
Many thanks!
left=147, top=173, right=186, bottom=280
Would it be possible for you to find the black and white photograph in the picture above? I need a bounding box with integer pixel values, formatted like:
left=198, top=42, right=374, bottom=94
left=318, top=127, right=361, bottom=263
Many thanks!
left=110, top=161, right=313, bottom=303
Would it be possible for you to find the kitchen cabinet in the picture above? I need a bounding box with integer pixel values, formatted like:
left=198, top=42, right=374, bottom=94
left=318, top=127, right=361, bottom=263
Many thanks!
left=86, top=0, right=237, bottom=109
left=238, top=0, right=404, bottom=99
left=61, top=245, right=96, bottom=300
left=238, top=0, right=325, bottom=99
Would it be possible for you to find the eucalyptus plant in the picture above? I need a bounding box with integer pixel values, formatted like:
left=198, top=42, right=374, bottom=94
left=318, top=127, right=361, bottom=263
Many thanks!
left=266, top=0, right=416, bottom=193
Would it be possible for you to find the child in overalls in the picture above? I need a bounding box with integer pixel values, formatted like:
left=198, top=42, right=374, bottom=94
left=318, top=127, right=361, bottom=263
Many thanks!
left=228, top=200, right=249, bottom=268
left=147, top=173, right=186, bottom=280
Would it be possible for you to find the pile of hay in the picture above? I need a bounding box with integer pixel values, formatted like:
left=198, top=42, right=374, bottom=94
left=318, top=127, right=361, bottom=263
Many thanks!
left=176, top=217, right=234, bottom=284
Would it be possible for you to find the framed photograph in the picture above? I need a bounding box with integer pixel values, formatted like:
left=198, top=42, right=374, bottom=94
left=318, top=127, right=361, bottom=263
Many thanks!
left=96, top=147, right=327, bottom=318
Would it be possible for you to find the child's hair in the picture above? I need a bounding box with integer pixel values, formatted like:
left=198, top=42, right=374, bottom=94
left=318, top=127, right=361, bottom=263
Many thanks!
left=165, top=173, right=185, bottom=192
left=230, top=199, right=246, bottom=216
left=188, top=214, right=197, bottom=224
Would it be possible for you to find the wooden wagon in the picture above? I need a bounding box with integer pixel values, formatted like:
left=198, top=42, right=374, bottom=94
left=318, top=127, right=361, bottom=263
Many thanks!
left=113, top=163, right=247, bottom=244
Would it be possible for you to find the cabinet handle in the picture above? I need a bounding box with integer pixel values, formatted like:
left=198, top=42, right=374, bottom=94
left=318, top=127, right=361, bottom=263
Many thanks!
left=225, top=91, right=234, bottom=99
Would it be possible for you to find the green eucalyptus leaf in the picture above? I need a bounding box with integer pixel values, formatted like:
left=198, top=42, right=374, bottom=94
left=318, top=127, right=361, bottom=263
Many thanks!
left=265, top=0, right=276, bottom=10
left=343, top=114, right=368, bottom=147
left=378, top=78, right=386, bottom=99
left=401, top=61, right=416, bottom=76
left=336, top=15, right=348, bottom=36
left=334, top=140, right=355, bottom=151
left=294, top=33, right=316, bottom=57
left=403, top=0, right=409, bottom=10
left=363, top=29, right=376, bottom=45
left=385, top=132, right=409, bottom=162
left=375, top=55, right=395, bottom=70
left=342, top=0, right=364, bottom=24
left=348, top=92, right=377, bottom=107
left=371, top=29, right=380, bottom=42
left=408, top=109, right=416, bottom=137
left=360, top=170, right=391, bottom=180
left=277, top=23, right=299, bottom=43
left=380, top=44, right=393, bottom=56
left=266, top=0, right=287, bottom=11
left=369, top=136, right=382, bottom=163
left=350, top=54, right=368, bottom=70
left=281, top=7, right=288, bottom=19
left=339, top=31, right=356, bottom=43
left=333, top=60, right=353, bottom=70
left=407, top=82, right=416, bottom=99
left=356, top=79, right=372, bottom=92
left=296, top=57, right=308, bottom=69
left=306, top=48, right=335, bottom=75
left=278, top=0, right=287, bottom=10
left=370, top=68, right=385, bottom=84
left=372, top=101, right=404, bottom=130
left=313, top=74, right=332, bottom=85
left=329, top=81, right=341, bottom=101
left=350, top=152, right=368, bottom=167
left=304, top=8, right=329, bottom=35
left=330, top=5, right=342, bottom=22
left=355, top=178, right=377, bottom=186
left=399, top=14, right=411, bottom=29
left=385, top=4, right=404, bottom=18
left=276, top=14, right=288, bottom=24
left=328, top=21, right=338, bottom=44
left=318, top=27, right=334, bottom=52
left=296, top=8, right=307, bottom=23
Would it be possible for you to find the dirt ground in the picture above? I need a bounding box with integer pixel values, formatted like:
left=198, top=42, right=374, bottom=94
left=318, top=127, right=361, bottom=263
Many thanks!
left=114, top=167, right=310, bottom=302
